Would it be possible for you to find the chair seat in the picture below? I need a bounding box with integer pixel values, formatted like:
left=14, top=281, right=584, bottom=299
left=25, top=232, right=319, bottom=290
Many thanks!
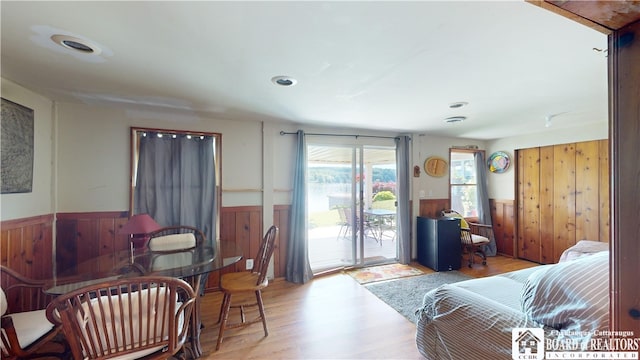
left=3, top=310, right=55, bottom=349
left=471, top=234, right=490, bottom=244
left=221, top=272, right=268, bottom=292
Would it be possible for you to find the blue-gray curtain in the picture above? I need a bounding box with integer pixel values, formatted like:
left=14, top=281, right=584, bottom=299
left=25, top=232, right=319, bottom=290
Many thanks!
left=475, top=152, right=496, bottom=256
left=135, top=132, right=217, bottom=246
left=395, top=136, right=411, bottom=264
left=285, top=130, right=313, bottom=284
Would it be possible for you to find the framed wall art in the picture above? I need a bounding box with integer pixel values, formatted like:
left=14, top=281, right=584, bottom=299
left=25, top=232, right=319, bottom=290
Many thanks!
left=1, top=98, right=34, bottom=194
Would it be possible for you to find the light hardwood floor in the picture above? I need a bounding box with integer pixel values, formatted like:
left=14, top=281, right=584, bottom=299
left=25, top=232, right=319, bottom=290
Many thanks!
left=39, top=255, right=538, bottom=359
left=198, top=255, right=538, bottom=359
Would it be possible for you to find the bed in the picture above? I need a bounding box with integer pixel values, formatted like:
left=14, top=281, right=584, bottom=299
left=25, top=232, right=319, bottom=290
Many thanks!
left=415, top=242, right=609, bottom=359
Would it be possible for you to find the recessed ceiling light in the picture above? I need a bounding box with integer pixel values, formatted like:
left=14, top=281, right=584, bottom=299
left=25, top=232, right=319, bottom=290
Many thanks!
left=444, top=116, right=467, bottom=124
left=449, top=101, right=468, bottom=109
left=271, top=76, right=297, bottom=87
left=50, top=34, right=101, bottom=55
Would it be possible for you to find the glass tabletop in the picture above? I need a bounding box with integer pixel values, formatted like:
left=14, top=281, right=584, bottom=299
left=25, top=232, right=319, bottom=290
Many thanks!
left=46, top=240, right=242, bottom=295
left=364, top=209, right=396, bottom=216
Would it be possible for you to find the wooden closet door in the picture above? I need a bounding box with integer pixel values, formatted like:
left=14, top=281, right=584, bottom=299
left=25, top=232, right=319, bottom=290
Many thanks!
left=516, top=140, right=609, bottom=264
left=517, top=147, right=541, bottom=263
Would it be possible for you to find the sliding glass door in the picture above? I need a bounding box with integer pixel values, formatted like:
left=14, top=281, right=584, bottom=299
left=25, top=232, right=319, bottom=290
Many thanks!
left=307, top=143, right=398, bottom=273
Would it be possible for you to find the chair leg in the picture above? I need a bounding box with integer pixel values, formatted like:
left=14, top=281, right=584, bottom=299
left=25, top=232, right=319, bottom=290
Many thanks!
left=467, top=245, right=475, bottom=268
left=466, top=246, right=487, bottom=267
left=216, top=293, right=232, bottom=351
left=216, top=291, right=229, bottom=324
left=255, top=290, right=268, bottom=337
left=476, top=248, right=487, bottom=265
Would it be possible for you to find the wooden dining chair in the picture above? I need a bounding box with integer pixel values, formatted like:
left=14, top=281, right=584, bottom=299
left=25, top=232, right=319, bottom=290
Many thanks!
left=45, top=276, right=196, bottom=360
left=0, top=266, right=67, bottom=360
left=216, top=225, right=278, bottom=351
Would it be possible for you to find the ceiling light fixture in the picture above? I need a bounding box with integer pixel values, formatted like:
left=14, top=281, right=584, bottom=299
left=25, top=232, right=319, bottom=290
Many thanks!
left=271, top=76, right=297, bottom=87
left=449, top=101, right=468, bottom=109
left=50, top=34, right=101, bottom=55
left=444, top=116, right=466, bottom=124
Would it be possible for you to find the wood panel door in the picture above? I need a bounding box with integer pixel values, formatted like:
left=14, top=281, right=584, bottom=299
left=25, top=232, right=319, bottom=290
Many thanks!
left=516, top=139, right=609, bottom=264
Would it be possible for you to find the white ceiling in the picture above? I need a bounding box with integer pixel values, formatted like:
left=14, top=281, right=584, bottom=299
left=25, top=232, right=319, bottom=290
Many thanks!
left=1, top=1, right=608, bottom=140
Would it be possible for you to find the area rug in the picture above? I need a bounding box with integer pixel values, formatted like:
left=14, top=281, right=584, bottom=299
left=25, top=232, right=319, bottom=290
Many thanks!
left=347, top=263, right=424, bottom=284
left=364, top=271, right=473, bottom=323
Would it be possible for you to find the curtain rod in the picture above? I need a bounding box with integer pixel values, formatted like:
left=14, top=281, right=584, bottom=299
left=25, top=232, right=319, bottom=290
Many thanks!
left=279, top=130, right=405, bottom=140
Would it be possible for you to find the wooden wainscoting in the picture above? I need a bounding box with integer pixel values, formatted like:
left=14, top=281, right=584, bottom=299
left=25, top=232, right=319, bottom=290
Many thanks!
left=491, top=199, right=515, bottom=257
left=2, top=207, right=290, bottom=295
left=418, top=198, right=450, bottom=218
left=0, top=214, right=55, bottom=313
left=419, top=198, right=516, bottom=257
left=0, top=214, right=55, bottom=280
left=273, top=205, right=290, bottom=278
left=1, top=201, right=516, bottom=301
left=56, top=211, right=130, bottom=274
left=210, top=205, right=289, bottom=291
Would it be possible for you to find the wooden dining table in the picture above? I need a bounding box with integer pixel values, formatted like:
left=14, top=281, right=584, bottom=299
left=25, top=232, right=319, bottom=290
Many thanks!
left=45, top=240, right=243, bottom=359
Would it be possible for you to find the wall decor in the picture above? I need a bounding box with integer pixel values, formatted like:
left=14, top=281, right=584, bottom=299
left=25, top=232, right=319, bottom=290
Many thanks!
left=1, top=98, right=34, bottom=194
left=424, top=156, right=448, bottom=177
left=414, top=165, right=421, bottom=177
left=488, top=151, right=510, bottom=173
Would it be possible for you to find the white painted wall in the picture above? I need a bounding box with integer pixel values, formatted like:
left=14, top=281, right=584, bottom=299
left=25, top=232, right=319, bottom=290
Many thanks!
left=412, top=133, right=486, bottom=200
left=54, top=102, right=271, bottom=211
left=1, top=76, right=608, bottom=224
left=486, top=121, right=608, bottom=200
left=0, top=79, right=54, bottom=220
left=410, top=121, right=608, bottom=204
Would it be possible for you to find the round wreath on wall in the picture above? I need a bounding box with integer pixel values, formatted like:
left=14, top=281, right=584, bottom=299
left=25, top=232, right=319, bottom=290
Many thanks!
left=488, top=151, right=510, bottom=173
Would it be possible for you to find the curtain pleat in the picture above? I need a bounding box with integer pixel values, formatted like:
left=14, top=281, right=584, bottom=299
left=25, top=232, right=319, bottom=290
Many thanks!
left=285, top=130, right=313, bottom=284
left=135, top=132, right=216, bottom=246
left=475, top=152, right=496, bottom=256
left=395, top=136, right=411, bottom=264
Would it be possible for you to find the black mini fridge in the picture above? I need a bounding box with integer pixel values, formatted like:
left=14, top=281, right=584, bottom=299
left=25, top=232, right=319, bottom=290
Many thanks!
left=416, top=216, right=461, bottom=271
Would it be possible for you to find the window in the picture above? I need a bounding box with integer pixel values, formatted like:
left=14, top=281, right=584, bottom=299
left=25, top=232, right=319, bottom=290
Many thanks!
left=129, top=128, right=221, bottom=245
left=449, top=150, right=481, bottom=217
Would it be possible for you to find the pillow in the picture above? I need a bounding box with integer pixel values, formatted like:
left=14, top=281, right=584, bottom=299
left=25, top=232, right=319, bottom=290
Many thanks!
left=80, top=286, right=181, bottom=352
left=149, top=233, right=196, bottom=251
left=521, top=251, right=609, bottom=337
left=442, top=211, right=469, bottom=230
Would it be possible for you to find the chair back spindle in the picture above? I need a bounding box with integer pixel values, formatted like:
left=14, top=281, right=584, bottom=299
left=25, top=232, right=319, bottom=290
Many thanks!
left=46, top=276, right=196, bottom=360
left=254, top=225, right=278, bottom=286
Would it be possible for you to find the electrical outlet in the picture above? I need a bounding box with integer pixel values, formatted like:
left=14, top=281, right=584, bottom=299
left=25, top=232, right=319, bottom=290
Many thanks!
left=246, top=259, right=254, bottom=270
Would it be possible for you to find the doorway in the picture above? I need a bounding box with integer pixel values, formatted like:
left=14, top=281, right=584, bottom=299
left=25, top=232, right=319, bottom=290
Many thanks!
left=307, top=144, right=398, bottom=273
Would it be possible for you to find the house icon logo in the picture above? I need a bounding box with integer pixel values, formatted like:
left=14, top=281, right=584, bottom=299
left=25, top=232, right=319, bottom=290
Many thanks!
left=512, top=328, right=544, bottom=360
